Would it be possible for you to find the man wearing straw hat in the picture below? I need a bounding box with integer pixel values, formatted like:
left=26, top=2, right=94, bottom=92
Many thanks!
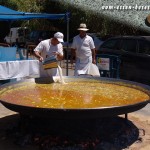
left=71, top=23, right=98, bottom=76
left=34, top=32, right=64, bottom=77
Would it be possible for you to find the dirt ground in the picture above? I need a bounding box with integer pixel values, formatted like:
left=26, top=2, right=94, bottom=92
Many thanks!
left=126, top=113, right=150, bottom=150
left=0, top=103, right=150, bottom=150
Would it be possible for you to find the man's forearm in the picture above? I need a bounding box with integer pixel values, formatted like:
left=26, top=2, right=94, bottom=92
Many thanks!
left=92, top=48, right=96, bottom=64
left=57, top=52, right=63, bottom=61
left=71, top=48, right=76, bottom=63
left=34, top=51, right=43, bottom=62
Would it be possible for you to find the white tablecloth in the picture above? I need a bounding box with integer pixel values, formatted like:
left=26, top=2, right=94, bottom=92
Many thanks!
left=0, top=60, right=40, bottom=80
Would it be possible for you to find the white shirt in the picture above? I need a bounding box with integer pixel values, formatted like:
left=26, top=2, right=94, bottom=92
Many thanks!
left=34, top=39, right=63, bottom=59
left=34, top=39, right=63, bottom=77
left=71, top=34, right=95, bottom=60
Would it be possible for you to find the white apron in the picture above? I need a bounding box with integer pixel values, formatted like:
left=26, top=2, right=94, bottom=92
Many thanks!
left=72, top=35, right=96, bottom=76
left=74, top=56, right=92, bottom=76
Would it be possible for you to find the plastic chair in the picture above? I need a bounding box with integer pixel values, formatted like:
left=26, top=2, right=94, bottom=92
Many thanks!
left=27, top=44, right=36, bottom=57
left=96, top=54, right=121, bottom=78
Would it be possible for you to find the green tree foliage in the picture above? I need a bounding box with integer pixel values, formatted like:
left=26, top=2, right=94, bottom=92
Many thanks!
left=0, top=0, right=149, bottom=42
left=9, top=0, right=45, bottom=29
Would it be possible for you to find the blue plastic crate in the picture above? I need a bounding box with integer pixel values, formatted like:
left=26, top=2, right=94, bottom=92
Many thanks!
left=96, top=54, right=121, bottom=78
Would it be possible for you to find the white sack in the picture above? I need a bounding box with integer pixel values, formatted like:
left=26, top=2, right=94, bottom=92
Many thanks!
left=87, top=63, right=100, bottom=77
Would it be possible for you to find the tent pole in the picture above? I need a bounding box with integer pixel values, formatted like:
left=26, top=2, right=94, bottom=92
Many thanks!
left=66, top=12, right=70, bottom=76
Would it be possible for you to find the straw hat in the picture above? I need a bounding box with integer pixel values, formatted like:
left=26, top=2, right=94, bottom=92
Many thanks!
left=77, top=23, right=89, bottom=31
left=145, top=14, right=150, bottom=27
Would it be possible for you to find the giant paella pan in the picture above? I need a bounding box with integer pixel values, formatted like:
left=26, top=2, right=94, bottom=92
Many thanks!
left=0, top=76, right=149, bottom=119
